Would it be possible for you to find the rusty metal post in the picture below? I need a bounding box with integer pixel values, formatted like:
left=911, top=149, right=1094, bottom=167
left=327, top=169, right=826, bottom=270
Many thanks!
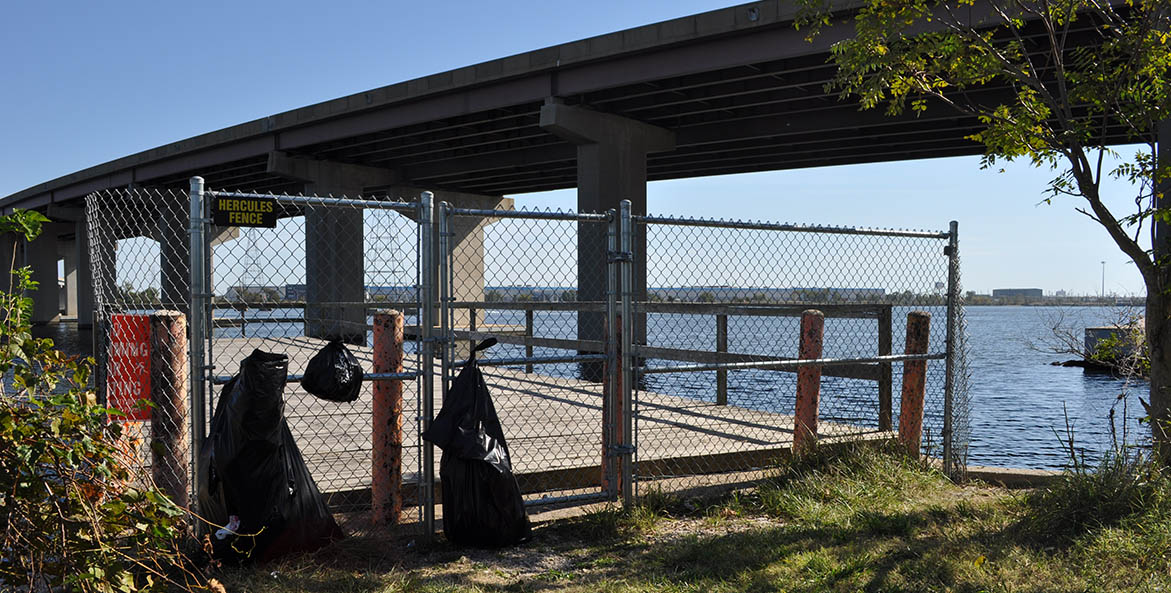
left=149, top=310, right=188, bottom=507
left=794, top=310, right=824, bottom=455
left=899, top=311, right=932, bottom=457
left=373, top=310, right=405, bottom=525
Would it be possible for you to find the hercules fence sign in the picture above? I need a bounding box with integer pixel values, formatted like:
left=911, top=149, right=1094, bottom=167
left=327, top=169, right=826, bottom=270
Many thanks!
left=212, top=195, right=277, bottom=228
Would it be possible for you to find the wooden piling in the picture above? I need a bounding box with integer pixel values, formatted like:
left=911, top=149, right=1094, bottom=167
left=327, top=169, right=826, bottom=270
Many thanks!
left=525, top=309, right=534, bottom=374
left=878, top=306, right=893, bottom=431
left=148, top=310, right=188, bottom=508
left=372, top=310, right=405, bottom=525
left=898, top=311, right=931, bottom=457
left=716, top=314, right=728, bottom=406
left=794, top=310, right=824, bottom=455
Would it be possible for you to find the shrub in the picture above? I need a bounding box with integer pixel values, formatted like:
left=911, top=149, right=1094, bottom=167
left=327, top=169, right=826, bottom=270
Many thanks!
left=0, top=210, right=205, bottom=592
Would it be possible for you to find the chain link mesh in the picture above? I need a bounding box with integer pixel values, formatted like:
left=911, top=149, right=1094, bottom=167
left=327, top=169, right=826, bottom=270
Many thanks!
left=86, top=185, right=970, bottom=533
left=205, top=192, right=422, bottom=535
left=86, top=188, right=193, bottom=508
left=444, top=206, right=613, bottom=505
left=633, top=217, right=965, bottom=494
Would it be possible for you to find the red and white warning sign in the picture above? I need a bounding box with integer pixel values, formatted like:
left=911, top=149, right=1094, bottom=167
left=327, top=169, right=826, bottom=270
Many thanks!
left=109, top=314, right=151, bottom=420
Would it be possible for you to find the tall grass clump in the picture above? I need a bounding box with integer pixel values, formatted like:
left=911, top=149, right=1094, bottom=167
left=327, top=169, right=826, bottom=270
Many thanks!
left=1022, top=409, right=1170, bottom=542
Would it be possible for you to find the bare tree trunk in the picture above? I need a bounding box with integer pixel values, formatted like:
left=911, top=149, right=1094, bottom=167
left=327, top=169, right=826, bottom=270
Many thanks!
left=1146, top=282, right=1171, bottom=462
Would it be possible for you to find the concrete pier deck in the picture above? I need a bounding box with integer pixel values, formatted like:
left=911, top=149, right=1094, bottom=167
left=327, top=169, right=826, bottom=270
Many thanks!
left=208, top=335, right=891, bottom=501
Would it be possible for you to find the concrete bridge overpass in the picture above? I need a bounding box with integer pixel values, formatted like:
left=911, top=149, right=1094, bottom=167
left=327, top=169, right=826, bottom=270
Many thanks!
left=0, top=0, right=1134, bottom=329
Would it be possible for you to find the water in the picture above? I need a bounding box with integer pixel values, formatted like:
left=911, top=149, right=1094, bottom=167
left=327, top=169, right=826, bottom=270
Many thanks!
left=54, top=305, right=1145, bottom=470
left=962, top=306, right=1147, bottom=470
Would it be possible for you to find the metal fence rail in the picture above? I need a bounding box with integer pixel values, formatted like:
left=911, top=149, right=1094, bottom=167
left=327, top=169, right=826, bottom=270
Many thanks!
left=86, top=182, right=970, bottom=542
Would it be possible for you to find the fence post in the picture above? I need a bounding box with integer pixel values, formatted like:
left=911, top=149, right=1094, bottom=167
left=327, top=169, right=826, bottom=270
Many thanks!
left=716, top=314, right=728, bottom=406
left=619, top=200, right=634, bottom=509
left=899, top=311, right=931, bottom=457
left=602, top=314, right=623, bottom=497
left=878, top=306, right=893, bottom=431
left=149, top=310, right=188, bottom=508
left=943, top=221, right=959, bottom=475
left=468, top=306, right=477, bottom=359
left=373, top=311, right=405, bottom=525
left=187, top=176, right=207, bottom=490
left=524, top=308, right=534, bottom=374
left=419, top=192, right=436, bottom=541
left=603, top=209, right=620, bottom=501
left=794, top=310, right=824, bottom=455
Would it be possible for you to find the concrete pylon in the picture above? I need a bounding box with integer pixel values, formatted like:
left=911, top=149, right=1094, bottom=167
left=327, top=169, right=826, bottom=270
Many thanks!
left=62, top=239, right=78, bottom=318
left=158, top=197, right=190, bottom=313
left=539, top=102, right=675, bottom=364
left=267, top=151, right=400, bottom=346
left=27, top=223, right=69, bottom=325
left=75, top=219, right=94, bottom=328
left=397, top=187, right=512, bottom=356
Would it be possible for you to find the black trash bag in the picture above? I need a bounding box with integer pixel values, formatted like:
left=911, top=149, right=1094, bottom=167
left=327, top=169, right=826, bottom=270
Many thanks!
left=197, top=349, right=344, bottom=563
left=421, top=338, right=531, bottom=547
left=301, top=340, right=364, bottom=403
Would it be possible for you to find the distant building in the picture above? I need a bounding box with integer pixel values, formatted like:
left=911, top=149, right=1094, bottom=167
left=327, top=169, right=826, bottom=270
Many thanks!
left=992, top=288, right=1043, bottom=298
left=285, top=284, right=307, bottom=301
left=224, top=285, right=283, bottom=301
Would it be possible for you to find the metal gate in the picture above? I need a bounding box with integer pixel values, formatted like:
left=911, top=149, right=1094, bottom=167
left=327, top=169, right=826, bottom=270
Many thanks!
left=189, top=181, right=432, bottom=534
left=87, top=181, right=969, bottom=540
left=436, top=202, right=622, bottom=508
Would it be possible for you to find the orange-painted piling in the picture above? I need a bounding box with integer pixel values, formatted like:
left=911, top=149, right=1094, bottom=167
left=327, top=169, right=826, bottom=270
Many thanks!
left=794, top=310, right=824, bottom=455
left=372, top=311, right=405, bottom=525
left=898, top=311, right=931, bottom=457
left=149, top=310, right=188, bottom=507
left=602, top=315, right=624, bottom=497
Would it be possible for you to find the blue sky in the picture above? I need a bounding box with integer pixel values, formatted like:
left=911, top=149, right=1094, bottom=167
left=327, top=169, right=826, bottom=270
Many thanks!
left=0, top=1, right=1149, bottom=296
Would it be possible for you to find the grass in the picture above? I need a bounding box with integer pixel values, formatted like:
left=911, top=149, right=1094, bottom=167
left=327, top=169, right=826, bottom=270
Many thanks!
left=212, top=444, right=1171, bottom=592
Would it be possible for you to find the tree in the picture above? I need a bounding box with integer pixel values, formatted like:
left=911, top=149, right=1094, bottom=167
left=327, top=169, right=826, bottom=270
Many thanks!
left=797, top=0, right=1171, bottom=460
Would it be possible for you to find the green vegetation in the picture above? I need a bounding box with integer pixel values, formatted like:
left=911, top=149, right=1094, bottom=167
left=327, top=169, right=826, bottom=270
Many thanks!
left=216, top=444, right=1171, bottom=592
left=792, top=0, right=1171, bottom=460
left=0, top=211, right=205, bottom=592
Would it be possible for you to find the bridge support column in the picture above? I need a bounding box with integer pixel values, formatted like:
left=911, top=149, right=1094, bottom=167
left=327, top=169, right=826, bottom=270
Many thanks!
left=399, top=188, right=512, bottom=358
left=62, top=239, right=78, bottom=318
left=159, top=198, right=190, bottom=313
left=267, top=152, right=400, bottom=346
left=539, top=102, right=675, bottom=368
left=75, top=219, right=95, bottom=328
left=27, top=223, right=68, bottom=325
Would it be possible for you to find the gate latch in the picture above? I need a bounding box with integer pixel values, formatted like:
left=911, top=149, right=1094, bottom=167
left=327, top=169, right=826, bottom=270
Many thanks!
left=607, top=444, right=636, bottom=456
left=607, top=250, right=632, bottom=263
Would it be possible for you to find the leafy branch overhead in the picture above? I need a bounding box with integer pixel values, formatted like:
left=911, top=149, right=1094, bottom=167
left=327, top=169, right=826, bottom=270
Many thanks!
left=799, top=0, right=1170, bottom=275
left=796, top=0, right=1171, bottom=459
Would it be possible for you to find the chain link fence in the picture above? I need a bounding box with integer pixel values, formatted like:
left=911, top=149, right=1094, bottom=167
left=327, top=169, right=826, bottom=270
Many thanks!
left=631, top=215, right=968, bottom=494
left=198, top=189, right=425, bottom=535
left=86, top=182, right=969, bottom=540
left=86, top=188, right=193, bottom=508
left=440, top=204, right=616, bottom=507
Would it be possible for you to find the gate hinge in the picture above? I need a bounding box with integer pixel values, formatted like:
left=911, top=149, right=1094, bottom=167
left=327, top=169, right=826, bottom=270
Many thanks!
left=943, top=245, right=953, bottom=256
left=607, top=250, right=633, bottom=263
